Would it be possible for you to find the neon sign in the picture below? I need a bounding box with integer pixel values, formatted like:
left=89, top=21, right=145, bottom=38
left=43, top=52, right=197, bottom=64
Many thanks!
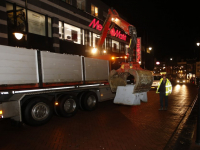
left=136, top=37, right=141, bottom=63
left=89, top=19, right=127, bottom=41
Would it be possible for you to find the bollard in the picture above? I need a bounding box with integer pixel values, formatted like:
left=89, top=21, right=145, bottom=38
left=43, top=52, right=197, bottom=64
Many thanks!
left=196, top=82, right=200, bottom=145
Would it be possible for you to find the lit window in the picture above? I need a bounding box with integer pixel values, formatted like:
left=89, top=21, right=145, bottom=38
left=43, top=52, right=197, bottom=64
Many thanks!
left=93, top=33, right=100, bottom=48
left=125, top=45, right=129, bottom=55
left=112, top=40, right=119, bottom=53
left=77, top=0, right=85, bottom=11
left=92, top=33, right=106, bottom=48
left=59, top=21, right=63, bottom=39
left=64, top=23, right=81, bottom=44
left=82, top=29, right=84, bottom=45
left=91, top=4, right=98, bottom=17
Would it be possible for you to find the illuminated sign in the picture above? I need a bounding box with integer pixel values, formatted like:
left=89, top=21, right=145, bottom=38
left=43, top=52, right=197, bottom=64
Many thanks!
left=136, top=37, right=141, bottom=63
left=89, top=19, right=127, bottom=41
left=88, top=19, right=103, bottom=31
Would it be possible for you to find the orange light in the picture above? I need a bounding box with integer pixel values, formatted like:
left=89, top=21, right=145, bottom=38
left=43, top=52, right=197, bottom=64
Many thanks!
left=55, top=102, right=59, bottom=106
left=111, top=57, right=115, bottom=60
left=0, top=110, right=2, bottom=115
left=124, top=56, right=127, bottom=59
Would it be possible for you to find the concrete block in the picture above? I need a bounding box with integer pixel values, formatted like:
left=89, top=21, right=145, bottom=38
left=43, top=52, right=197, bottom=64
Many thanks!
left=114, top=85, right=141, bottom=105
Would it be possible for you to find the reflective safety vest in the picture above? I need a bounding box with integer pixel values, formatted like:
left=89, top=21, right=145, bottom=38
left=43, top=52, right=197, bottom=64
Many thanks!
left=156, top=78, right=172, bottom=96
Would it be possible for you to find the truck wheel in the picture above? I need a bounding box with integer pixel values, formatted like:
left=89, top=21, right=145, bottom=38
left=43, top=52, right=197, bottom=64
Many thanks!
left=56, top=94, right=78, bottom=117
left=77, top=92, right=86, bottom=110
left=81, top=91, right=98, bottom=111
left=23, top=97, right=53, bottom=126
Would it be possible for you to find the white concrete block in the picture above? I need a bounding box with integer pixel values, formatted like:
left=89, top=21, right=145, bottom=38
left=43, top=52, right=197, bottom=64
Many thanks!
left=114, top=85, right=141, bottom=105
left=138, top=92, right=148, bottom=102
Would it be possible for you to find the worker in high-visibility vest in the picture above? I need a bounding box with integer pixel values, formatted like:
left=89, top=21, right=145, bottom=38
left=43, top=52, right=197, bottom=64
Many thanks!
left=156, top=75, right=172, bottom=110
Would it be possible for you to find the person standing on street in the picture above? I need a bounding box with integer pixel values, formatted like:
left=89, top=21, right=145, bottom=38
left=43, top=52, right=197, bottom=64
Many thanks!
left=156, top=75, right=172, bottom=110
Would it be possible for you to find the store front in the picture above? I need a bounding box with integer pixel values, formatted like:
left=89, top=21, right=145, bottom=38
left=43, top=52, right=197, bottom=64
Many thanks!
left=5, top=1, right=130, bottom=58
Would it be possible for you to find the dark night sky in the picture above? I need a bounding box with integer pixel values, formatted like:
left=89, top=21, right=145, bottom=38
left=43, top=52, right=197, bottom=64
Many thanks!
left=100, top=0, right=200, bottom=61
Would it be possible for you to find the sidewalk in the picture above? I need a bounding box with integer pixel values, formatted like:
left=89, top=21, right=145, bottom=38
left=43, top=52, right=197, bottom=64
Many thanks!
left=165, top=95, right=200, bottom=150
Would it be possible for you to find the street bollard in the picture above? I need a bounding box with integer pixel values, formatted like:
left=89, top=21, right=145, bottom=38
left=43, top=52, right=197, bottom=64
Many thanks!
left=196, top=82, right=200, bottom=145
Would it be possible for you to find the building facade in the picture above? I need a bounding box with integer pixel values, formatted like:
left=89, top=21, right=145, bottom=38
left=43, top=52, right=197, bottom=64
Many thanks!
left=0, top=0, right=131, bottom=58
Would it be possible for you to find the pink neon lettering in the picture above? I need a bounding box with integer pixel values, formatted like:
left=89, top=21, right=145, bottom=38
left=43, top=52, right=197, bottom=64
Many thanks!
left=89, top=19, right=127, bottom=41
left=136, top=38, right=141, bottom=62
left=89, top=19, right=102, bottom=31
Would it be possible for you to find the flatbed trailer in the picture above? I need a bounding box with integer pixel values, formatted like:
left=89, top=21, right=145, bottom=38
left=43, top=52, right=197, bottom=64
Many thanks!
left=0, top=45, right=115, bottom=126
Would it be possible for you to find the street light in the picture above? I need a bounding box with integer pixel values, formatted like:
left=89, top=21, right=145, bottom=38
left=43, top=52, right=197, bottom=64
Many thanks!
left=170, top=58, right=173, bottom=61
left=91, top=47, right=97, bottom=54
left=148, top=47, right=152, bottom=51
left=13, top=32, right=23, bottom=40
left=197, top=42, right=200, bottom=46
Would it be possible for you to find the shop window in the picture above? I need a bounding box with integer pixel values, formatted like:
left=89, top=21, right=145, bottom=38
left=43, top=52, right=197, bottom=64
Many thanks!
left=82, top=29, right=85, bottom=45
left=102, top=38, right=106, bottom=49
left=48, top=17, right=52, bottom=37
left=28, top=10, right=45, bottom=36
left=59, top=21, right=63, bottom=39
left=64, top=23, right=81, bottom=44
left=61, top=0, right=72, bottom=4
left=92, top=33, right=106, bottom=48
left=72, top=30, right=78, bottom=42
left=77, top=0, right=85, bottom=11
left=91, top=4, right=98, bottom=17
left=120, top=43, right=125, bottom=54
left=112, top=40, right=119, bottom=53
left=89, top=32, right=92, bottom=46
left=93, top=33, right=99, bottom=47
left=125, top=45, right=129, bottom=55
left=106, top=38, right=111, bottom=51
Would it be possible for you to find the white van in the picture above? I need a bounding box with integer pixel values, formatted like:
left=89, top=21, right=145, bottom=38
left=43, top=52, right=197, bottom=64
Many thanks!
left=152, top=74, right=162, bottom=87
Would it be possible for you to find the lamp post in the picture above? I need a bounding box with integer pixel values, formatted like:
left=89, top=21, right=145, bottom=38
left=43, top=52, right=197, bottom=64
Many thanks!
left=196, top=42, right=200, bottom=145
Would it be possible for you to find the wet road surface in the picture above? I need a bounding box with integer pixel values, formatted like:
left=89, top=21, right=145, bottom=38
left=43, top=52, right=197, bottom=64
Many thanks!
left=0, top=83, right=198, bottom=150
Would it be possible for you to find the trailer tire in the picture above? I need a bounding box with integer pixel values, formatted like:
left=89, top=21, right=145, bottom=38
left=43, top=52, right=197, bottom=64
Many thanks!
left=77, top=92, right=86, bottom=110
left=56, top=94, right=78, bottom=117
left=23, top=97, right=53, bottom=126
left=81, top=91, right=98, bottom=111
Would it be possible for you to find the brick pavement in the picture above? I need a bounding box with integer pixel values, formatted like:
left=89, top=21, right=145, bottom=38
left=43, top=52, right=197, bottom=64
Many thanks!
left=0, top=84, right=198, bottom=150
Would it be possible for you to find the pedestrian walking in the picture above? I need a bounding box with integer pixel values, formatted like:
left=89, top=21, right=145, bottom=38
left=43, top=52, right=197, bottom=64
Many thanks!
left=156, top=75, right=172, bottom=110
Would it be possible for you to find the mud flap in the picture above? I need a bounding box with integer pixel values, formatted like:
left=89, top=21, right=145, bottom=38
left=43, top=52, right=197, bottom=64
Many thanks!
left=113, top=85, right=148, bottom=105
